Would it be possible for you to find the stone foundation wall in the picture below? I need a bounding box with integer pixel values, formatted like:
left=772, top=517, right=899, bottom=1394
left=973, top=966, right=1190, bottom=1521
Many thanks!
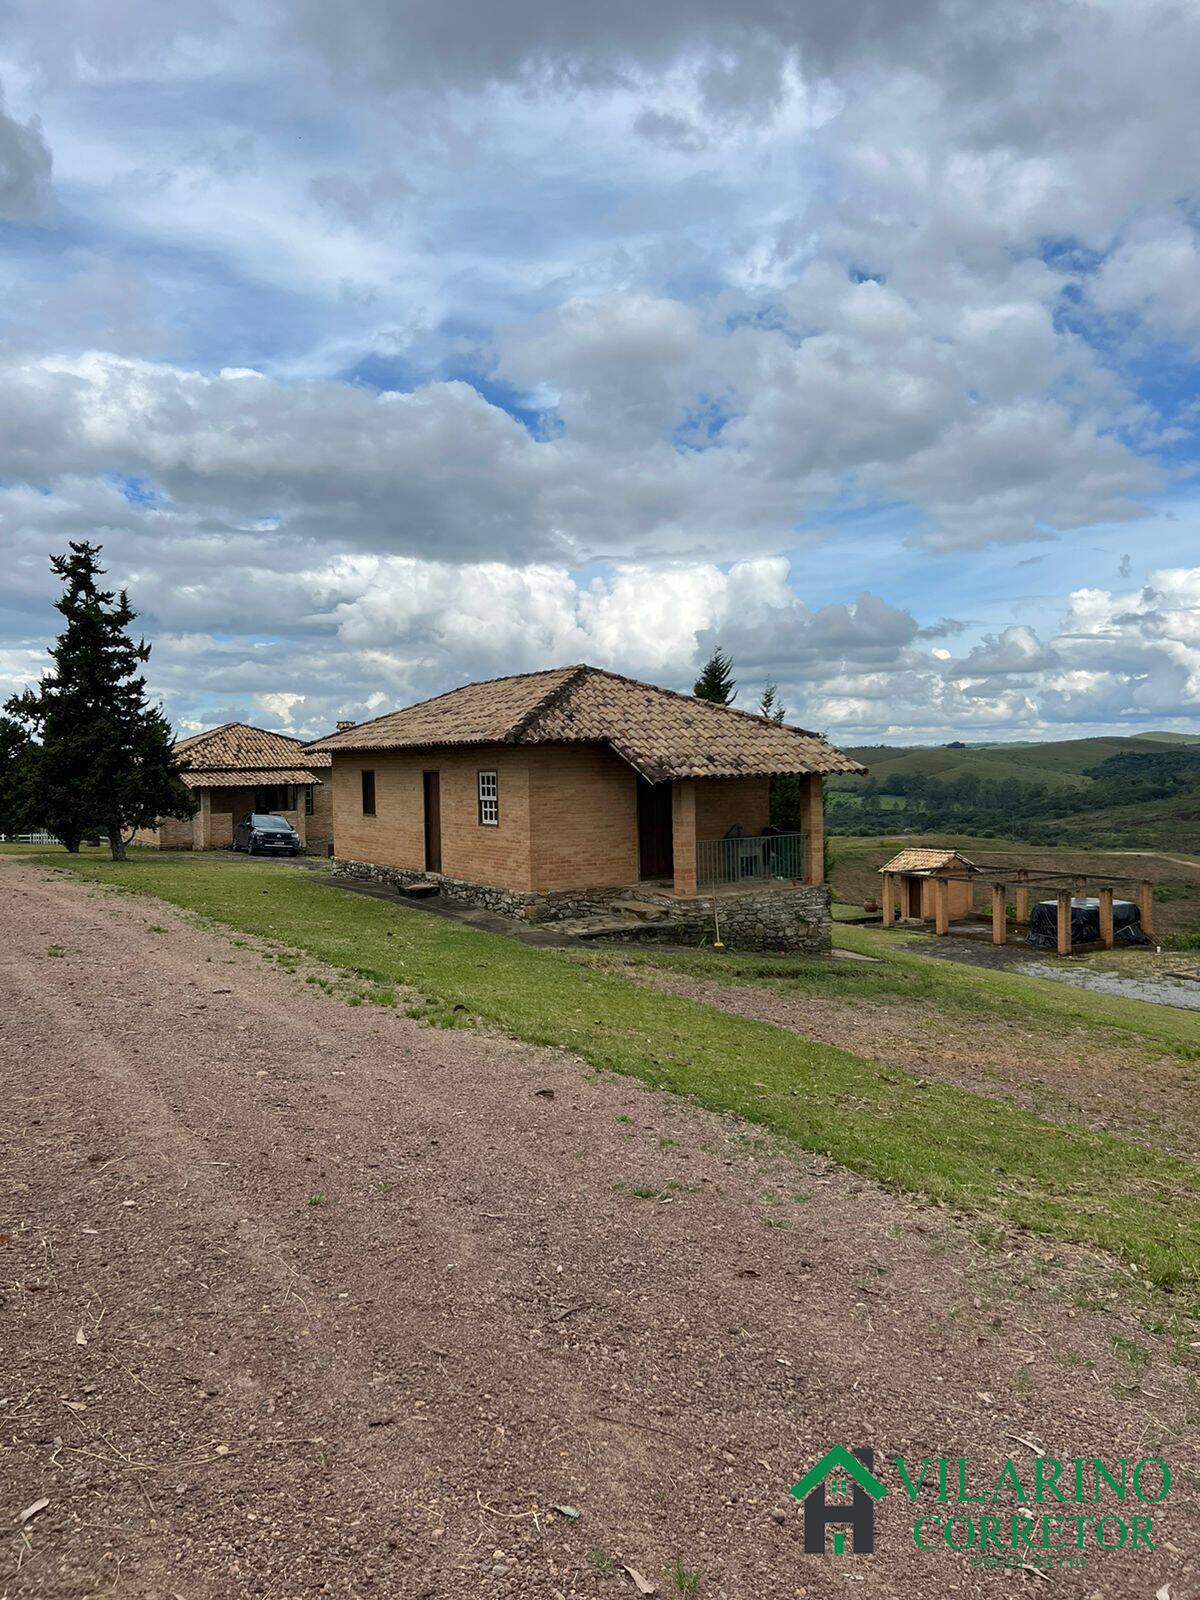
left=613, top=884, right=832, bottom=954
left=331, top=857, right=832, bottom=953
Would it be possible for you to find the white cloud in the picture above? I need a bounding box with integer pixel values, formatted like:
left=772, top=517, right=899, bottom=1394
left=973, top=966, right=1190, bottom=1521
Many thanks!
left=2, top=0, right=1200, bottom=747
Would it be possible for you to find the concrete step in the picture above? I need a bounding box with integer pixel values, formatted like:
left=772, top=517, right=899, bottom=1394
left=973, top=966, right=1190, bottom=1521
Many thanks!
left=555, top=917, right=680, bottom=941
left=607, top=897, right=673, bottom=921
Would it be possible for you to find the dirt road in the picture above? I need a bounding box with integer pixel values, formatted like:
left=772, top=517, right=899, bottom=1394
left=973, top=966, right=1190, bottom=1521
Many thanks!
left=2, top=861, right=1196, bottom=1598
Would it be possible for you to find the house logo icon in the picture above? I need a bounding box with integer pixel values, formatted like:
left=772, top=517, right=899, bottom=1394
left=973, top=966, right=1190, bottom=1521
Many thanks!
left=791, top=1445, right=888, bottom=1554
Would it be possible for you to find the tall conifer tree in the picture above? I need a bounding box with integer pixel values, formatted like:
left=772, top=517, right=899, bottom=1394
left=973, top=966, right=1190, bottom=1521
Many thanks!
left=693, top=646, right=736, bottom=705
left=0, top=716, right=30, bottom=839
left=6, top=542, right=194, bottom=858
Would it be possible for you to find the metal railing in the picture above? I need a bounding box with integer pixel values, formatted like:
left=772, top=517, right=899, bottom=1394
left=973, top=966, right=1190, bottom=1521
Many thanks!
left=696, top=831, right=805, bottom=889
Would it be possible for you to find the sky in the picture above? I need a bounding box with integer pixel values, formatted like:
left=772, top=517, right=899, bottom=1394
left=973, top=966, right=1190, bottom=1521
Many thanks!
left=1, top=0, right=1199, bottom=746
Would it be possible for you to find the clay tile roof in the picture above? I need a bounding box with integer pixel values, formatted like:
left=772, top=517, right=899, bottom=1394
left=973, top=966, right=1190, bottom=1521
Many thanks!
left=878, top=847, right=976, bottom=875
left=180, top=767, right=323, bottom=790
left=308, top=664, right=865, bottom=782
left=173, top=722, right=331, bottom=786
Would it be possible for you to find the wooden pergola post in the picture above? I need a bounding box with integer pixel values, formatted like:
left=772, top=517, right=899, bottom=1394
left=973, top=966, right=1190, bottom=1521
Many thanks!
left=1098, top=886, right=1115, bottom=950
left=881, top=872, right=895, bottom=927
left=1138, top=880, right=1155, bottom=941
left=1056, top=888, right=1073, bottom=957
left=1014, top=870, right=1030, bottom=924
left=934, top=876, right=950, bottom=936
left=991, top=883, right=1007, bottom=946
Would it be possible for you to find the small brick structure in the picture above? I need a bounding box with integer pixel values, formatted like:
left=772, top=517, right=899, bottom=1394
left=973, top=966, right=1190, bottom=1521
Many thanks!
left=312, top=665, right=861, bottom=955
left=135, top=722, right=334, bottom=855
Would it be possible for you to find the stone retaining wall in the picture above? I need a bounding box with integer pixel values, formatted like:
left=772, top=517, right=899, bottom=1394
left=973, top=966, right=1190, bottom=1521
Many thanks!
left=330, top=858, right=831, bottom=953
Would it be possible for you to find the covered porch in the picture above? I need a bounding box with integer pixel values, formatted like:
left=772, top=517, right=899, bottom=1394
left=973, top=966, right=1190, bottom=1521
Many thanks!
left=637, top=773, right=827, bottom=900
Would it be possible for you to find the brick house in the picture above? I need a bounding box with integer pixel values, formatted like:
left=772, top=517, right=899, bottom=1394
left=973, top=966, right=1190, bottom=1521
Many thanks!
left=136, top=723, right=333, bottom=853
left=310, top=665, right=864, bottom=951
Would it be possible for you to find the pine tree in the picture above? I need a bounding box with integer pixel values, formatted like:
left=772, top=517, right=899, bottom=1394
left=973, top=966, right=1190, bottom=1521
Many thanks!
left=0, top=716, right=30, bottom=838
left=758, top=683, right=787, bottom=724
left=6, top=542, right=194, bottom=859
left=693, top=647, right=736, bottom=705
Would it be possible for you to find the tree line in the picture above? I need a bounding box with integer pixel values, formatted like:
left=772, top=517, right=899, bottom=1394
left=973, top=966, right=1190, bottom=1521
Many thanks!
left=827, top=748, right=1200, bottom=840
left=1, top=543, right=193, bottom=858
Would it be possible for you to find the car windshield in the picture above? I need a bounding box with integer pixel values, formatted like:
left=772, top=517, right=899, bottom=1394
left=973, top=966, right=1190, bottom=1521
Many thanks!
left=250, top=815, right=292, bottom=831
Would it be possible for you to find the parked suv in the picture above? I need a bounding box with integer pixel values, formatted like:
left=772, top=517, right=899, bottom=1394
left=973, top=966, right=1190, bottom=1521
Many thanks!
left=232, top=813, right=301, bottom=855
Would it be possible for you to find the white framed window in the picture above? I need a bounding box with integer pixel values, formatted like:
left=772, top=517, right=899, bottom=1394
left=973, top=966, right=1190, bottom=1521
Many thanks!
left=477, top=769, right=499, bottom=826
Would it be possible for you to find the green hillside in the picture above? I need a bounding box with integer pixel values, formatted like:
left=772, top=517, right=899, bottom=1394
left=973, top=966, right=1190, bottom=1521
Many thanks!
left=832, top=732, right=1198, bottom=791
left=824, top=732, right=1200, bottom=860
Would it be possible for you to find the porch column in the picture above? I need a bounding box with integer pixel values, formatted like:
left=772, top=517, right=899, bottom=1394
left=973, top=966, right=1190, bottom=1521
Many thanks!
left=195, top=789, right=212, bottom=850
left=1056, top=889, right=1072, bottom=957
left=991, top=883, right=1007, bottom=946
left=801, top=774, right=824, bottom=886
left=671, top=779, right=698, bottom=899
left=934, top=876, right=950, bottom=935
left=881, top=873, right=895, bottom=927
left=1138, top=880, right=1155, bottom=941
left=1098, top=887, right=1115, bottom=950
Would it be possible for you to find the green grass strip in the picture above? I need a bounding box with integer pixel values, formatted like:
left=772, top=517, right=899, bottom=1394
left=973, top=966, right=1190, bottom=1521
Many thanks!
left=587, top=922, right=1200, bottom=1059
left=26, top=851, right=1200, bottom=1297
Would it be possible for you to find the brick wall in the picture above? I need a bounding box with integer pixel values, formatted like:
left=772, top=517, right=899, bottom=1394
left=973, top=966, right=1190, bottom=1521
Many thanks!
left=303, top=780, right=334, bottom=855
left=331, top=746, right=534, bottom=888
left=694, top=776, right=770, bottom=839
left=131, top=814, right=196, bottom=849
left=528, top=744, right=639, bottom=890
left=331, top=746, right=819, bottom=895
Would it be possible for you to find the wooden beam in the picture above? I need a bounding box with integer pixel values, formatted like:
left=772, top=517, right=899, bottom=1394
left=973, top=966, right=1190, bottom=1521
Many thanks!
left=991, top=883, right=1007, bottom=945
left=1098, top=886, right=1114, bottom=950
left=1014, top=885, right=1030, bottom=924
left=1056, top=889, right=1072, bottom=957
left=1138, top=880, right=1155, bottom=941
left=934, top=876, right=950, bottom=936
left=881, top=872, right=895, bottom=928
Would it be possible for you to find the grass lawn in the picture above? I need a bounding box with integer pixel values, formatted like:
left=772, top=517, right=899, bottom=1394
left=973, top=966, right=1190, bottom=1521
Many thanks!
left=20, top=849, right=1200, bottom=1300
left=591, top=925, right=1200, bottom=1060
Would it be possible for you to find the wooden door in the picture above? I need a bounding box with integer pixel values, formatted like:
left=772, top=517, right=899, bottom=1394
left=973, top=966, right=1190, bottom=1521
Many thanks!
left=908, top=877, right=924, bottom=918
left=637, top=779, right=673, bottom=880
left=423, top=770, right=442, bottom=873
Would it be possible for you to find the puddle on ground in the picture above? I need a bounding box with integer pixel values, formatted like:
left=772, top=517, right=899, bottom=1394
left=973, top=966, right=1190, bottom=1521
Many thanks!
left=1017, top=961, right=1200, bottom=1012
left=903, top=931, right=1200, bottom=1012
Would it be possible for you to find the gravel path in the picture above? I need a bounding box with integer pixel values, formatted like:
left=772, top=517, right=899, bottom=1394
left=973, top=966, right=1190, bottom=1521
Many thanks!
left=2, top=861, right=1197, bottom=1598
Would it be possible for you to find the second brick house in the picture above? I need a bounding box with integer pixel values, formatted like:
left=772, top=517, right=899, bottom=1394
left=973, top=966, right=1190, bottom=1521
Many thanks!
left=309, top=663, right=864, bottom=950
left=138, top=722, right=334, bottom=852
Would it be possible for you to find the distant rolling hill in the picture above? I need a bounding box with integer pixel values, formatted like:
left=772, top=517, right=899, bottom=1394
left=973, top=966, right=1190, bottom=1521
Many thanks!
left=824, top=731, right=1200, bottom=859
left=830, top=732, right=1200, bottom=791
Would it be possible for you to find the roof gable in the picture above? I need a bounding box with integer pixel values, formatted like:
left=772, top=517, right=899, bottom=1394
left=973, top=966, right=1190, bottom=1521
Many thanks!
left=174, top=721, right=331, bottom=774
left=309, top=664, right=865, bottom=781
left=878, top=847, right=975, bottom=875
